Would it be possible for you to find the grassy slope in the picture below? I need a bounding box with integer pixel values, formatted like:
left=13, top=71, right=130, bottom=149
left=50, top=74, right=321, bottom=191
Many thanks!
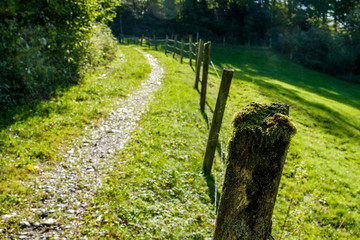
left=210, top=45, right=360, bottom=239
left=0, top=42, right=359, bottom=239
left=85, top=45, right=359, bottom=239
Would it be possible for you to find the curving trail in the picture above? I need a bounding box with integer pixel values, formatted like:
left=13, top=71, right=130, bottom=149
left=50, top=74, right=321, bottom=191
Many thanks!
left=4, top=49, right=163, bottom=239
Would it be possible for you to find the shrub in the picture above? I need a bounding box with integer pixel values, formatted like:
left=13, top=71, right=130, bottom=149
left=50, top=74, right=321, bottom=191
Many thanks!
left=0, top=1, right=119, bottom=113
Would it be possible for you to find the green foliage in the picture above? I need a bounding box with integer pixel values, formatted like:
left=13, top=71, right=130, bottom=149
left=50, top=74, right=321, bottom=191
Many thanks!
left=0, top=0, right=120, bottom=112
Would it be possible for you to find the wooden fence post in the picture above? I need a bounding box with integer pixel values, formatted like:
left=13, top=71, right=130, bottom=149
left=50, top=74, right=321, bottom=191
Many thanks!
left=180, top=38, right=184, bottom=63
left=148, top=37, right=150, bottom=48
left=203, top=68, right=233, bottom=175
left=165, top=35, right=168, bottom=55
left=195, top=39, right=204, bottom=89
left=172, top=35, right=177, bottom=58
left=154, top=35, right=157, bottom=50
left=213, top=102, right=297, bottom=240
left=189, top=35, right=193, bottom=67
left=141, top=35, right=144, bottom=46
left=195, top=42, right=198, bottom=69
left=200, top=41, right=211, bottom=112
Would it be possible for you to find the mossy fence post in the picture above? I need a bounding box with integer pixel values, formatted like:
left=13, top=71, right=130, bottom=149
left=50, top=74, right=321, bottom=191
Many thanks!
left=172, top=35, right=178, bottom=58
left=203, top=68, right=234, bottom=175
left=165, top=35, right=168, bottom=55
left=195, top=39, right=204, bottom=89
left=189, top=35, right=193, bottom=67
left=213, top=102, right=297, bottom=240
left=200, top=41, right=211, bottom=112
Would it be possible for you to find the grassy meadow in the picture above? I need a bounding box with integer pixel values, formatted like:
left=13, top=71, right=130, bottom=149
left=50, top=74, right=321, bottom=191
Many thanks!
left=0, top=41, right=359, bottom=239
left=80, top=44, right=359, bottom=239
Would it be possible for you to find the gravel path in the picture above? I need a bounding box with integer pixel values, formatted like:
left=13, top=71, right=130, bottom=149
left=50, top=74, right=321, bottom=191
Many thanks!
left=1, top=49, right=163, bottom=239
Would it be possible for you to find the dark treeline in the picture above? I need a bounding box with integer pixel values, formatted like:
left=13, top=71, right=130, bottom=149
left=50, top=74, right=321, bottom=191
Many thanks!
left=111, top=0, right=360, bottom=82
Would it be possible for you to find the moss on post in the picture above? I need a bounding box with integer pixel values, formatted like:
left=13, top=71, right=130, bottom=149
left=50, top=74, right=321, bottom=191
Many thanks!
left=213, top=102, right=296, bottom=240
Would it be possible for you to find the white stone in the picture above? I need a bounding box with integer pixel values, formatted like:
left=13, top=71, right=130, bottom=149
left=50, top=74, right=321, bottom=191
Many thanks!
left=1, top=214, right=14, bottom=220
left=20, top=220, right=31, bottom=227
left=43, top=218, right=56, bottom=225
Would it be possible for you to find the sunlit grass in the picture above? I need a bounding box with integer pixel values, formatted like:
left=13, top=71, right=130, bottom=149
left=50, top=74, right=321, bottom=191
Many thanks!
left=81, top=46, right=216, bottom=239
left=0, top=42, right=359, bottom=239
left=88, top=44, right=359, bottom=239
left=211, top=45, right=360, bottom=239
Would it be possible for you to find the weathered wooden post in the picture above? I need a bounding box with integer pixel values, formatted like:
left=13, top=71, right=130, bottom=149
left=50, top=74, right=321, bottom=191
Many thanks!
left=203, top=68, right=233, bottom=175
left=195, top=39, right=204, bottom=89
left=154, top=35, right=157, bottom=50
left=200, top=41, right=211, bottom=112
left=180, top=38, right=184, bottom=63
left=213, top=102, right=297, bottom=240
left=194, top=42, right=198, bottom=68
left=172, top=35, right=177, bottom=58
left=140, top=35, right=144, bottom=46
left=147, top=37, right=150, bottom=48
left=165, top=35, right=168, bottom=55
left=189, top=35, right=193, bottom=67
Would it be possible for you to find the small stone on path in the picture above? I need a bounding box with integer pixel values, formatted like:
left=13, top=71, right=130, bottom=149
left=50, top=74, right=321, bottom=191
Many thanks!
left=67, top=209, right=76, bottom=214
left=20, top=220, right=31, bottom=227
left=43, top=218, right=56, bottom=225
left=1, top=214, right=15, bottom=220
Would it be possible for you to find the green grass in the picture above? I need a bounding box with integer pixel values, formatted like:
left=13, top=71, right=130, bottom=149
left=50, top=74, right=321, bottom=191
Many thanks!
left=79, top=47, right=215, bottom=239
left=0, top=42, right=359, bottom=239
left=209, top=45, right=359, bottom=239
left=82, top=44, right=359, bottom=239
left=0, top=46, right=151, bottom=212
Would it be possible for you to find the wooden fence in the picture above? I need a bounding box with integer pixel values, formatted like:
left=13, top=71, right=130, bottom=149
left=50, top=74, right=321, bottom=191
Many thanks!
left=120, top=35, right=296, bottom=240
left=120, top=35, right=232, bottom=174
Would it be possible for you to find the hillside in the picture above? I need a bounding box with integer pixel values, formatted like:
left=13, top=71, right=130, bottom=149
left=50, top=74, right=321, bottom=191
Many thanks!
left=0, top=43, right=359, bottom=239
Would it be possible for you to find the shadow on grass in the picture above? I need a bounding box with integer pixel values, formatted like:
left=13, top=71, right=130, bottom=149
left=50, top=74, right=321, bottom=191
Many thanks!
left=211, top=46, right=360, bottom=111
left=204, top=173, right=221, bottom=208
left=0, top=83, right=76, bottom=130
left=201, top=108, right=224, bottom=212
left=209, top=46, right=360, bottom=139
left=239, top=71, right=360, bottom=137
